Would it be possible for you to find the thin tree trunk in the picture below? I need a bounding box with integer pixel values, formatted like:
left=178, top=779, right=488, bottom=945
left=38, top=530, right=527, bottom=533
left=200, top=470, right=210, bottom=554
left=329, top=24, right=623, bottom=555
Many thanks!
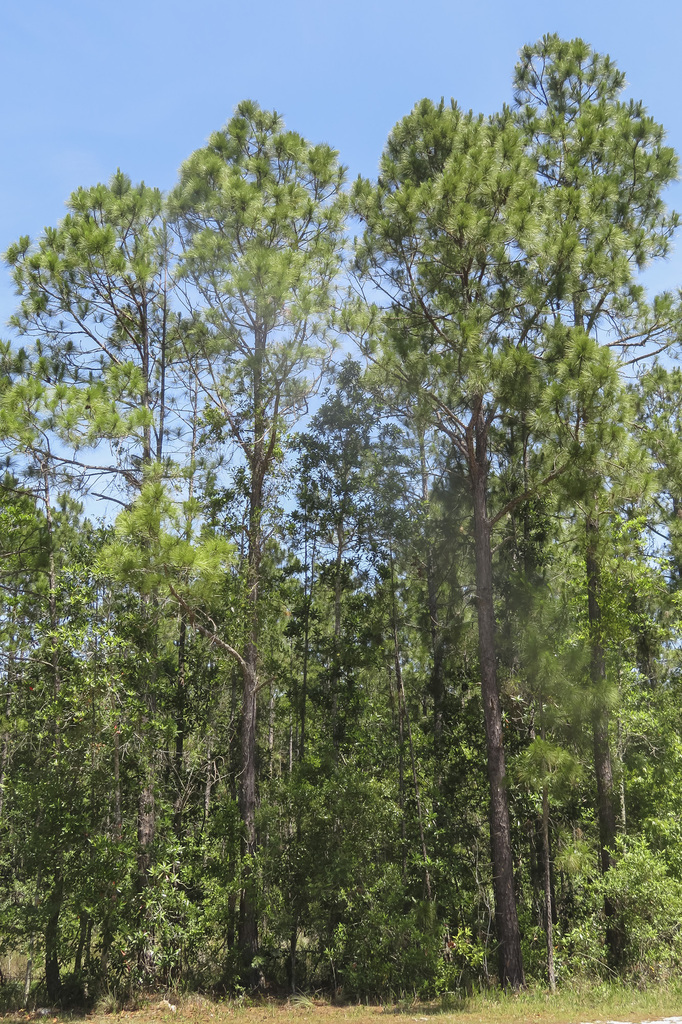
left=84, top=916, right=92, bottom=973
left=0, top=733, right=8, bottom=824
left=113, top=717, right=122, bottom=833
left=204, top=743, right=213, bottom=823
left=100, top=919, right=113, bottom=985
left=23, top=934, right=33, bottom=1008
left=173, top=614, right=187, bottom=837
left=202, top=741, right=213, bottom=869
left=540, top=780, right=555, bottom=992
left=289, top=922, right=298, bottom=994
left=137, top=778, right=155, bottom=887
left=299, top=530, right=315, bottom=760
left=239, top=642, right=259, bottom=978
left=238, top=323, right=266, bottom=981
left=1, top=639, right=15, bottom=824
left=42, top=463, right=60, bottom=703
left=617, top=717, right=627, bottom=833
left=330, top=525, right=344, bottom=752
left=387, top=552, right=430, bottom=897
left=390, top=588, right=432, bottom=901
left=470, top=418, right=524, bottom=989
left=137, top=776, right=155, bottom=977
left=388, top=665, right=408, bottom=884
left=585, top=512, right=621, bottom=966
left=268, top=682, right=275, bottom=776
left=418, top=433, right=445, bottom=755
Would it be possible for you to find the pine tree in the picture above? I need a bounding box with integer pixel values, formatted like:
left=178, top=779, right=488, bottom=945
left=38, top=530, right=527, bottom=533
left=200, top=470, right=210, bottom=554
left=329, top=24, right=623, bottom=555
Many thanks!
left=168, top=101, right=347, bottom=978
left=513, top=34, right=680, bottom=967
left=353, top=99, right=544, bottom=988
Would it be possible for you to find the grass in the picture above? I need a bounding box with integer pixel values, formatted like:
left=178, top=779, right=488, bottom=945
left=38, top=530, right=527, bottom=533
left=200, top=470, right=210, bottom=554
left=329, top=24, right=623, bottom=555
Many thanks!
left=1, top=980, right=682, bottom=1024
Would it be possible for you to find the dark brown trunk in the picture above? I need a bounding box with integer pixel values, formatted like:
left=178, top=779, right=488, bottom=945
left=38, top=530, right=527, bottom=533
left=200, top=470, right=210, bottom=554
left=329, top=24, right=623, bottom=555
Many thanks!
left=44, top=874, right=63, bottom=1003
left=470, top=430, right=524, bottom=989
left=74, top=912, right=88, bottom=976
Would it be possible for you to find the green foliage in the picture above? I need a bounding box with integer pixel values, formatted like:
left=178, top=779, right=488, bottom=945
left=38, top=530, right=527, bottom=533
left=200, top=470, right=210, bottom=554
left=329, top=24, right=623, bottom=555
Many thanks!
left=327, top=868, right=444, bottom=998
left=597, top=837, right=682, bottom=979
left=3, top=40, right=682, bottom=1004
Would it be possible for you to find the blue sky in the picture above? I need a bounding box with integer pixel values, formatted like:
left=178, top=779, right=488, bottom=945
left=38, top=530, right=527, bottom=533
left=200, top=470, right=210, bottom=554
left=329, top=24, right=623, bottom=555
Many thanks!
left=2, top=0, right=682, bottom=325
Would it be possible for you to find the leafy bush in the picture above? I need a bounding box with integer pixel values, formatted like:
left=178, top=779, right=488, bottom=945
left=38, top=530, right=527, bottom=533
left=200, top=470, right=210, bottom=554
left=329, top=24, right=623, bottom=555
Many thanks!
left=326, top=865, right=454, bottom=998
left=598, top=836, right=682, bottom=979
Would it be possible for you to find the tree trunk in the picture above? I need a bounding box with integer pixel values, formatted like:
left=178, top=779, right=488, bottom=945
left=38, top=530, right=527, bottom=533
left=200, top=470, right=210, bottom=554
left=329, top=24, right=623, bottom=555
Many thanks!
left=617, top=716, right=627, bottom=833
left=237, top=324, right=266, bottom=983
left=137, top=776, right=156, bottom=977
left=388, top=665, right=408, bottom=884
left=113, top=718, right=122, bottom=833
left=173, top=614, right=187, bottom=837
left=330, top=525, right=344, bottom=752
left=541, top=782, right=556, bottom=992
left=137, top=779, right=155, bottom=888
left=585, top=512, right=622, bottom=967
left=74, top=912, right=89, bottom=977
left=289, top=922, right=298, bottom=994
left=23, top=934, right=33, bottom=1008
left=390, top=551, right=432, bottom=900
left=239, top=643, right=259, bottom=980
left=0, top=733, right=8, bottom=824
left=419, top=433, right=445, bottom=754
left=470, top=433, right=525, bottom=989
left=299, top=529, right=315, bottom=760
left=100, top=919, right=113, bottom=985
left=44, top=874, right=63, bottom=1003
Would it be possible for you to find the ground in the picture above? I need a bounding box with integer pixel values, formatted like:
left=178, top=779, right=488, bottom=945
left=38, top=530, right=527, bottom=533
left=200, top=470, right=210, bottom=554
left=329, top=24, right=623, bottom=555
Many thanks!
left=2, top=991, right=682, bottom=1024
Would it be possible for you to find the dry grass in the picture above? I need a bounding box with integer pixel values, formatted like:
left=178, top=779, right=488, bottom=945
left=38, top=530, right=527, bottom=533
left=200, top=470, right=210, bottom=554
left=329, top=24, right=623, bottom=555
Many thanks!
left=1, top=980, right=681, bottom=1024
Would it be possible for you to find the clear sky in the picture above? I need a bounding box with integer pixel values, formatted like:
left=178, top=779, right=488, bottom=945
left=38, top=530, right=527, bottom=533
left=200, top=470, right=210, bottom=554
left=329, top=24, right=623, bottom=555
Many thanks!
left=2, top=0, right=682, bottom=325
